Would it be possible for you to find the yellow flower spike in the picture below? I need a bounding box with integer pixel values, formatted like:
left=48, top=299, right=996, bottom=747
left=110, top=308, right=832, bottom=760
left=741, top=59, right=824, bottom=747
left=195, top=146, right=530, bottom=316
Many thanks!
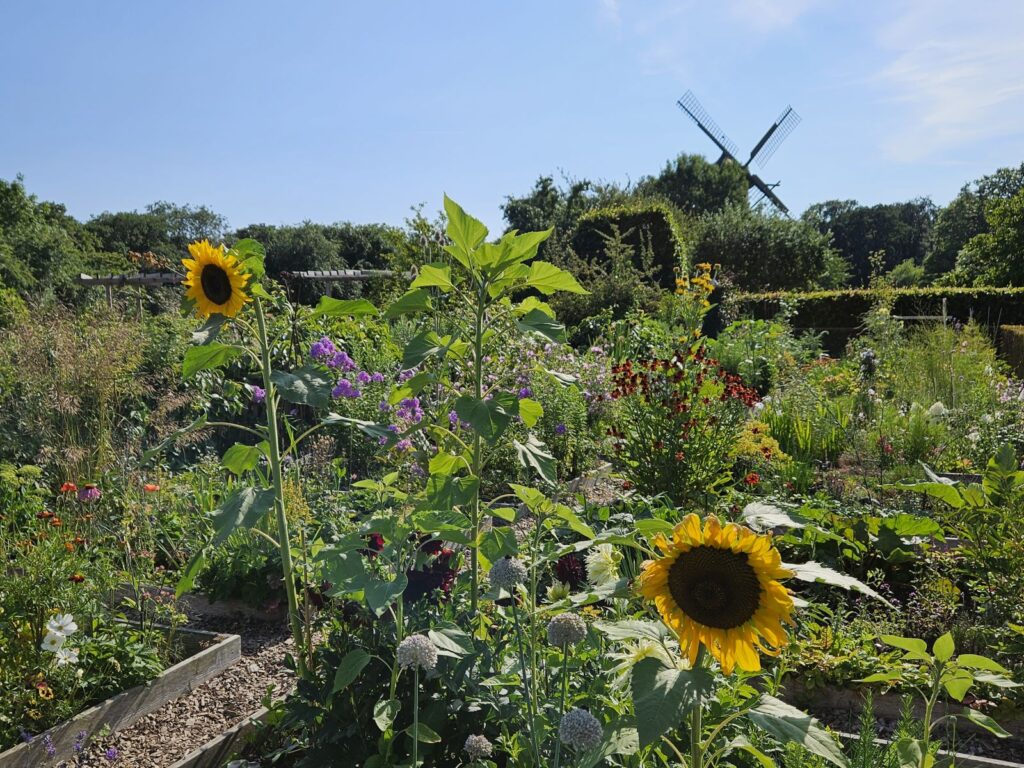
left=182, top=240, right=251, bottom=319
left=638, top=514, right=794, bottom=675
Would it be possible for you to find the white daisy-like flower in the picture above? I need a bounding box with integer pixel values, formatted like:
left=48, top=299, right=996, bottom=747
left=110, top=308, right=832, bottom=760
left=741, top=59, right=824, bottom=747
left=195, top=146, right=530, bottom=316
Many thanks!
left=47, top=613, right=78, bottom=637
left=55, top=647, right=79, bottom=667
left=41, top=632, right=65, bottom=653
left=585, top=544, right=620, bottom=585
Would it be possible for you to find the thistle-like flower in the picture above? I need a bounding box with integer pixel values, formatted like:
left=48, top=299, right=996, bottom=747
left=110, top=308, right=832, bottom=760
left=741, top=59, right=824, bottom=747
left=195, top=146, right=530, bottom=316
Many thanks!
left=464, top=734, right=493, bottom=760
left=396, top=634, right=438, bottom=671
left=585, top=544, right=621, bottom=585
left=559, top=708, right=603, bottom=751
left=546, top=613, right=587, bottom=647
left=489, top=557, right=528, bottom=591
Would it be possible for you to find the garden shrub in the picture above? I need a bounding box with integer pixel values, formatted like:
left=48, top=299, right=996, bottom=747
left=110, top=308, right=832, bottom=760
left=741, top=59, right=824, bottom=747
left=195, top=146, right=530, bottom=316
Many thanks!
left=1000, top=324, right=1024, bottom=376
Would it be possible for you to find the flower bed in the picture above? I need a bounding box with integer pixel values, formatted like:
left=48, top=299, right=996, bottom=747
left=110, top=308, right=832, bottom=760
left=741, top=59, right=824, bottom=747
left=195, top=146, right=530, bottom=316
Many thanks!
left=0, top=628, right=239, bottom=768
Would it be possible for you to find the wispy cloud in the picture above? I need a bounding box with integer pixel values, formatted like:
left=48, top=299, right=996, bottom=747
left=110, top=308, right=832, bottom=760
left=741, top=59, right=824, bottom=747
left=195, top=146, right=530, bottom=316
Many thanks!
left=875, top=0, right=1024, bottom=160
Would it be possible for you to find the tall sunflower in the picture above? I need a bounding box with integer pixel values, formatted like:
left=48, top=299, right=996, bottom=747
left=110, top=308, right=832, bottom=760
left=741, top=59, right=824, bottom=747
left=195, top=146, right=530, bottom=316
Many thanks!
left=639, top=514, right=793, bottom=674
left=182, top=240, right=251, bottom=318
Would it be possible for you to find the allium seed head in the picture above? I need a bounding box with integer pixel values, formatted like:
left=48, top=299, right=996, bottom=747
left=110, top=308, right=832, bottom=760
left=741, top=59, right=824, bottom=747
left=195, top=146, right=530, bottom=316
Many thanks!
left=547, top=612, right=587, bottom=647
left=489, top=557, right=528, bottom=590
left=396, top=634, right=438, bottom=671
left=464, top=734, right=493, bottom=760
left=559, top=708, right=603, bottom=751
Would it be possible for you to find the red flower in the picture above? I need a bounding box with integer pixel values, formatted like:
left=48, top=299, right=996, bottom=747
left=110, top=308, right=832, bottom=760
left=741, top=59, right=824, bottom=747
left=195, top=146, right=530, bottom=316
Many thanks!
left=60, top=482, right=77, bottom=493
left=743, top=472, right=761, bottom=487
left=143, top=483, right=160, bottom=493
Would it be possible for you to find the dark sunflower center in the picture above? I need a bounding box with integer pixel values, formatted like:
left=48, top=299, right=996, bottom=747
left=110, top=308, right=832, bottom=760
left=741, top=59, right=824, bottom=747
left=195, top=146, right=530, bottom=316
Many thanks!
left=200, top=264, right=233, bottom=305
left=667, top=545, right=761, bottom=629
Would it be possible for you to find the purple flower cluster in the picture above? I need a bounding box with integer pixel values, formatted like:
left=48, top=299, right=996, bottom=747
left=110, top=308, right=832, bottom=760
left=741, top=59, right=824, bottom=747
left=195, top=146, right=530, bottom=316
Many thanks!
left=332, top=379, right=360, bottom=399
left=310, top=336, right=337, bottom=361
left=396, top=397, right=424, bottom=423
left=105, top=746, right=119, bottom=762
left=43, top=734, right=56, bottom=758
left=251, top=385, right=266, bottom=404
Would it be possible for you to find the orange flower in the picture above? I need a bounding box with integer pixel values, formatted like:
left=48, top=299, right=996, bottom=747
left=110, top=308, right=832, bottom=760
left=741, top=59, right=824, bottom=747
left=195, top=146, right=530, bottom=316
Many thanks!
left=143, top=483, right=160, bottom=493
left=60, top=482, right=77, bottom=493
left=69, top=573, right=85, bottom=583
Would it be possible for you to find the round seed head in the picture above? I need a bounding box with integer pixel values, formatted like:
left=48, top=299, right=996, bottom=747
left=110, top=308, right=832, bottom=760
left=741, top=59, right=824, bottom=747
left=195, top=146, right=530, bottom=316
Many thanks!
left=546, top=612, right=587, bottom=647
left=396, top=634, right=438, bottom=671
left=464, top=734, right=493, bottom=760
left=489, top=557, right=528, bottom=590
left=559, top=708, right=603, bottom=751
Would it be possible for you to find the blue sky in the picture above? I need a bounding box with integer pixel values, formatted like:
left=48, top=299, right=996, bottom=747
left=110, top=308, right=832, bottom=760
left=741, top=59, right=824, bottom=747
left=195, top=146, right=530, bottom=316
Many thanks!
left=2, top=1, right=1022, bottom=233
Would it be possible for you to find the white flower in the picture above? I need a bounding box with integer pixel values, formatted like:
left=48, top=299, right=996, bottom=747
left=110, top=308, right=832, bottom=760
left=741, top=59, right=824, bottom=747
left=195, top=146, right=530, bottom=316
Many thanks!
left=55, top=647, right=79, bottom=667
left=967, top=430, right=981, bottom=443
left=926, top=401, right=948, bottom=419
left=47, top=613, right=77, bottom=637
left=41, top=632, right=65, bottom=653
left=585, top=544, right=621, bottom=585
left=981, top=413, right=994, bottom=424
left=396, top=634, right=438, bottom=671
left=464, top=734, right=493, bottom=760
left=546, top=579, right=571, bottom=602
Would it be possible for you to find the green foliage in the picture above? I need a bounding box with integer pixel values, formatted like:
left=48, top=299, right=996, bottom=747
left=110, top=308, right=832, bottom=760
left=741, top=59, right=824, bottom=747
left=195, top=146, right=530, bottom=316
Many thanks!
left=951, top=185, right=1024, bottom=286
left=1000, top=324, right=1024, bottom=376
left=638, top=153, right=749, bottom=217
left=693, top=204, right=838, bottom=291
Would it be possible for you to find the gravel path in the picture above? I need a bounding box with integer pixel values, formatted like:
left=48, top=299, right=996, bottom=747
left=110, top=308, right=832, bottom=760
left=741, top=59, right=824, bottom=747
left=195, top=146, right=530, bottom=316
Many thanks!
left=78, top=608, right=295, bottom=768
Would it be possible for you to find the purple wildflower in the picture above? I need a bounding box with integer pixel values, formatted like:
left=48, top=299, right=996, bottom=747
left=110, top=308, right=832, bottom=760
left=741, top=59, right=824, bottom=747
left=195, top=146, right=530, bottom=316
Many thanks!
left=43, top=734, right=56, bottom=758
left=378, top=400, right=392, bottom=412
left=396, top=439, right=413, bottom=452
left=371, top=372, right=385, bottom=383
left=77, top=484, right=101, bottom=503
left=396, top=397, right=424, bottom=423
left=74, top=730, right=87, bottom=753
left=331, top=379, right=361, bottom=399
left=357, top=371, right=372, bottom=385
left=555, top=423, right=567, bottom=435
left=252, top=385, right=266, bottom=404
left=448, top=410, right=459, bottom=426
left=518, top=387, right=532, bottom=399
left=398, top=369, right=416, bottom=382
left=329, top=350, right=357, bottom=372
left=105, top=746, right=119, bottom=762
left=310, top=336, right=337, bottom=361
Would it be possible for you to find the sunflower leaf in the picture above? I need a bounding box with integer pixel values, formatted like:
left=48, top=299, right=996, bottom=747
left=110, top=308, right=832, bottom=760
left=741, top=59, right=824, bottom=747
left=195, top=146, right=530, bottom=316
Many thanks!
left=747, top=695, right=848, bottom=768
left=182, top=343, right=244, bottom=379
left=787, top=561, right=892, bottom=606
left=631, top=658, right=714, bottom=747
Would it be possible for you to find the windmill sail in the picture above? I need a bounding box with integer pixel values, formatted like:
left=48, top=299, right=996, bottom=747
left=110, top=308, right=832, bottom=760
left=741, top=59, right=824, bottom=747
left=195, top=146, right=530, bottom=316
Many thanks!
left=676, top=90, right=740, bottom=160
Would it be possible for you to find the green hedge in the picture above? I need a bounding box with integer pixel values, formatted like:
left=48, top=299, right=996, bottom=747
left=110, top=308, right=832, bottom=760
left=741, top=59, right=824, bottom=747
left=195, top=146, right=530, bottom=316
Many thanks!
left=732, top=286, right=1024, bottom=352
left=570, top=199, right=687, bottom=290
left=1001, top=325, right=1024, bottom=376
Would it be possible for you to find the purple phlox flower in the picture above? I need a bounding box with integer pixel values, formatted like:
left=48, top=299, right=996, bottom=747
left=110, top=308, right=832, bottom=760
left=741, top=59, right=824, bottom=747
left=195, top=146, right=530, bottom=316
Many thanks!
left=310, top=336, right=337, bottom=361
left=518, top=387, right=533, bottom=399
left=331, top=379, right=361, bottom=399
left=396, top=438, right=413, bottom=452
left=378, top=400, right=392, bottom=412
left=448, top=410, right=459, bottom=426
left=329, top=350, right=357, bottom=372
left=387, top=424, right=400, bottom=432
left=77, top=485, right=101, bottom=503
left=398, top=368, right=416, bottom=382
left=379, top=424, right=400, bottom=446
left=357, top=370, right=372, bottom=384
left=555, top=423, right=567, bottom=435
left=74, top=730, right=87, bottom=753
left=43, top=734, right=56, bottom=758
left=105, top=746, right=119, bottom=763
left=371, top=371, right=385, bottom=383
left=251, top=385, right=266, bottom=404
left=396, top=397, right=424, bottom=423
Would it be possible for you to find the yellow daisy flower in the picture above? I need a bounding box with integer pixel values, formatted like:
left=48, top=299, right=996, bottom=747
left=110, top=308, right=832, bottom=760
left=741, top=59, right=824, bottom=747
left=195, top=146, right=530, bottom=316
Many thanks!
left=182, top=240, right=251, bottom=319
left=638, top=514, right=794, bottom=674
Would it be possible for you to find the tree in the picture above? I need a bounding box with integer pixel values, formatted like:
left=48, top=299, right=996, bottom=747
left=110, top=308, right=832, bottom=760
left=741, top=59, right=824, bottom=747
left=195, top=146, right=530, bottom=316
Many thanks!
left=952, top=187, right=1024, bottom=286
left=802, top=198, right=937, bottom=286
left=691, top=204, right=839, bottom=291
left=925, top=163, right=1024, bottom=276
left=638, top=153, right=748, bottom=216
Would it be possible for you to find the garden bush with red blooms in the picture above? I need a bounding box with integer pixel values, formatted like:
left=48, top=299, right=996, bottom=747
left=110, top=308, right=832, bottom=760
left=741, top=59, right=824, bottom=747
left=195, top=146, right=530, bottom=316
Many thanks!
left=608, top=342, right=760, bottom=504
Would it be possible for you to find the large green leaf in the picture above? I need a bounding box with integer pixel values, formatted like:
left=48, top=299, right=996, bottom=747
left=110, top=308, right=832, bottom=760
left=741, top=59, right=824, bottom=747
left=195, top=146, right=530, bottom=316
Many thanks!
left=419, top=473, right=480, bottom=511
left=788, top=561, right=891, bottom=605
left=932, top=632, right=955, bottom=662
left=312, top=296, right=379, bottom=317
left=594, top=620, right=670, bottom=643
left=331, top=649, right=371, bottom=694
left=630, top=658, right=714, bottom=747
left=174, top=549, right=206, bottom=598
left=514, top=434, right=556, bottom=486
left=956, top=653, right=1010, bottom=673
left=478, top=526, right=519, bottom=565
left=455, top=392, right=518, bottom=444
left=747, top=695, right=848, bottom=768
left=271, top=365, right=333, bottom=408
left=525, top=260, right=588, bottom=295
left=182, top=343, right=244, bottom=378
left=515, top=308, right=566, bottom=343
left=231, top=238, right=266, bottom=279
left=385, top=288, right=433, bottom=318
left=517, top=398, right=543, bottom=428
left=221, top=442, right=268, bottom=476
left=962, top=708, right=1011, bottom=738
left=410, top=264, right=453, bottom=292
left=364, top=573, right=408, bottom=616
left=444, top=195, right=488, bottom=254
left=209, top=486, right=276, bottom=547
left=894, top=481, right=964, bottom=509
left=402, top=330, right=445, bottom=368
left=191, top=314, right=227, bottom=345
left=879, top=635, right=930, bottom=660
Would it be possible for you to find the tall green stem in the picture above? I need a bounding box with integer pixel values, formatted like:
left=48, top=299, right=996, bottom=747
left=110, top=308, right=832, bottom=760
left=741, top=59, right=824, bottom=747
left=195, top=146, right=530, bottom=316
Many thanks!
left=512, top=599, right=542, bottom=765
left=254, top=297, right=306, bottom=676
left=690, top=647, right=707, bottom=768
left=469, top=285, right=485, bottom=617
left=412, top=667, right=420, bottom=768
left=552, top=641, right=569, bottom=768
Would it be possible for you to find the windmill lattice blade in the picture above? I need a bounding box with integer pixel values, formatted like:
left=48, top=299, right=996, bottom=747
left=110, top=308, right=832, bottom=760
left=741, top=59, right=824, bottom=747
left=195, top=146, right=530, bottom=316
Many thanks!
left=752, top=106, right=801, bottom=169
left=748, top=173, right=790, bottom=216
left=676, top=90, right=740, bottom=159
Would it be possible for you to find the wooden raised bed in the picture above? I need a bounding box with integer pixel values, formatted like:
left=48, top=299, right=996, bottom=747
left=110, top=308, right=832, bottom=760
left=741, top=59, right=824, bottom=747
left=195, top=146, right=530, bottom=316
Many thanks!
left=0, top=627, right=240, bottom=768
left=168, top=700, right=278, bottom=768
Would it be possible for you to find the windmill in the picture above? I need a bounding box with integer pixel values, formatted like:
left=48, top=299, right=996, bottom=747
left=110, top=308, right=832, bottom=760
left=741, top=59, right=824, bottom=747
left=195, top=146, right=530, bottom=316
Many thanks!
left=676, top=90, right=801, bottom=215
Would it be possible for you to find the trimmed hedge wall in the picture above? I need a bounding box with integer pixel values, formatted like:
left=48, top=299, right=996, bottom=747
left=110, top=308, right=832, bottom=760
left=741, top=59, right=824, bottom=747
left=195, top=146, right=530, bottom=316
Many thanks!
left=570, top=199, right=688, bottom=290
left=732, top=286, right=1024, bottom=353
left=1001, top=325, right=1024, bottom=376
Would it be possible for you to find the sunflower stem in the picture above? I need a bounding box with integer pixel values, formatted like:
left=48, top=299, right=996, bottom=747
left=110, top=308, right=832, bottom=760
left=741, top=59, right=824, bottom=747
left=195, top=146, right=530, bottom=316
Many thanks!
left=254, top=297, right=307, bottom=678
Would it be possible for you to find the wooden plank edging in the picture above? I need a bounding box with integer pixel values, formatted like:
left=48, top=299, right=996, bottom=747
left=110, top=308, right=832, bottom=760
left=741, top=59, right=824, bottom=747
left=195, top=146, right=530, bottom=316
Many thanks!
left=0, top=629, right=241, bottom=768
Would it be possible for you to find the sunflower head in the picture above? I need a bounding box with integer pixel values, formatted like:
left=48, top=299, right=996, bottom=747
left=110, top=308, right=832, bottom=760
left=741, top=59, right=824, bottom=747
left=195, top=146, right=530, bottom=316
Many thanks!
left=182, top=240, right=251, bottom=319
left=638, top=513, right=794, bottom=675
